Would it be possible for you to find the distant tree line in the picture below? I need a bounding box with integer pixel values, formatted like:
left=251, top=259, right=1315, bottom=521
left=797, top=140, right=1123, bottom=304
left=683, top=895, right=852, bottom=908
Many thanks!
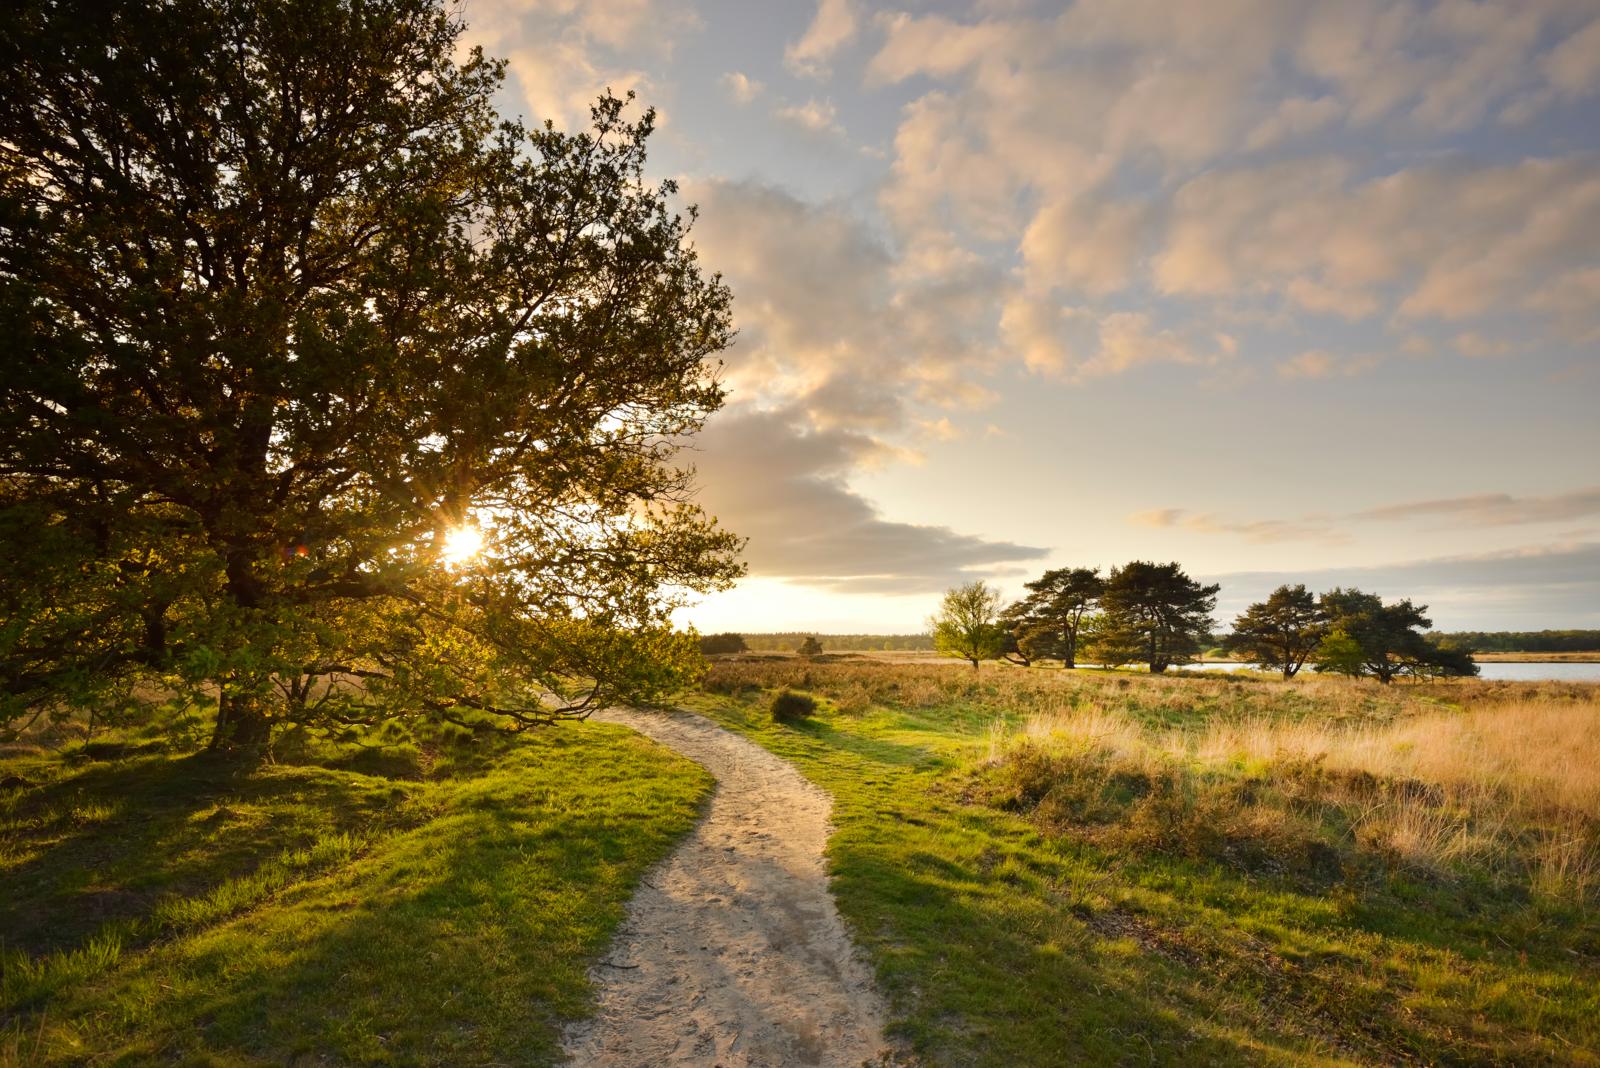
left=697, top=633, right=749, bottom=655
left=732, top=633, right=935, bottom=652
left=1431, top=630, right=1600, bottom=653
left=928, top=565, right=1478, bottom=683
left=696, top=632, right=900, bottom=656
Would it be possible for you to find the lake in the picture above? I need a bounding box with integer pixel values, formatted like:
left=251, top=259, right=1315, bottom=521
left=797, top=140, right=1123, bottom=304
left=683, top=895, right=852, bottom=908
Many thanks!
left=1176, top=661, right=1600, bottom=682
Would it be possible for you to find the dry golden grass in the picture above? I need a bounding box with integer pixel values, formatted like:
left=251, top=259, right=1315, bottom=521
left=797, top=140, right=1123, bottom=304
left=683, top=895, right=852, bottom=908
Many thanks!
left=1013, top=693, right=1600, bottom=901
left=706, top=657, right=1600, bottom=899
left=706, top=655, right=1596, bottom=727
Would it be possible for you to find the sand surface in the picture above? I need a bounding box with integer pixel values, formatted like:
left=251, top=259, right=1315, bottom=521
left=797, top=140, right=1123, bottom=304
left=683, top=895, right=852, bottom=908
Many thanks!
left=562, top=708, right=894, bottom=1068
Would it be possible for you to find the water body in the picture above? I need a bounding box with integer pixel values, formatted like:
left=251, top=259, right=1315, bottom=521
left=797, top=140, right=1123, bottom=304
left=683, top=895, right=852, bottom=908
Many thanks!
left=1176, top=661, right=1600, bottom=683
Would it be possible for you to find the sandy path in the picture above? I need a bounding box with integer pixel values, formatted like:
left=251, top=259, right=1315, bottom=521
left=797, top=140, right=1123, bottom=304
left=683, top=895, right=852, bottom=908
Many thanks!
left=563, top=708, right=893, bottom=1068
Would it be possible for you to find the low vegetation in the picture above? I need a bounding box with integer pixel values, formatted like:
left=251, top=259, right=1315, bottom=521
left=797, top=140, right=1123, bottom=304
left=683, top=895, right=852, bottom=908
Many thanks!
left=770, top=689, right=819, bottom=723
left=0, top=705, right=711, bottom=1065
left=691, top=659, right=1600, bottom=1066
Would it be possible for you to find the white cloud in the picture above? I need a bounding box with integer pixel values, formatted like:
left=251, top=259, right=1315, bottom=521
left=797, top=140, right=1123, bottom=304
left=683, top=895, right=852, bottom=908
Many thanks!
left=1355, top=487, right=1600, bottom=528
left=1276, top=350, right=1381, bottom=379
left=1452, top=332, right=1513, bottom=359
left=999, top=301, right=1216, bottom=381
left=1246, top=95, right=1343, bottom=150
left=463, top=0, right=698, bottom=129
left=1128, top=486, right=1600, bottom=554
left=720, top=71, right=763, bottom=104
left=1020, top=195, right=1149, bottom=295
left=685, top=178, right=1007, bottom=434
left=774, top=98, right=840, bottom=135
left=1131, top=507, right=1347, bottom=545
left=1545, top=17, right=1600, bottom=96
left=864, top=2, right=1600, bottom=367
left=1150, top=156, right=1600, bottom=337
left=786, top=0, right=858, bottom=77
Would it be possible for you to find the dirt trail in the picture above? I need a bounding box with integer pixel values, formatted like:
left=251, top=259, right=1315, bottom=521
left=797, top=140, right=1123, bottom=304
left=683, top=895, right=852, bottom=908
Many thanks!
left=563, top=708, right=893, bottom=1068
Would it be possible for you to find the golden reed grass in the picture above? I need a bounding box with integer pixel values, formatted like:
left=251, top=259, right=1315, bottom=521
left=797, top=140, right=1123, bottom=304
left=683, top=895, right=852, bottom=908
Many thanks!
left=1022, top=696, right=1600, bottom=900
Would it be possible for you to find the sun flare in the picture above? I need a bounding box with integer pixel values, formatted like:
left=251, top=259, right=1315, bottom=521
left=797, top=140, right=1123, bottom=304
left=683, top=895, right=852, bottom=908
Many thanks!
left=441, top=524, right=483, bottom=565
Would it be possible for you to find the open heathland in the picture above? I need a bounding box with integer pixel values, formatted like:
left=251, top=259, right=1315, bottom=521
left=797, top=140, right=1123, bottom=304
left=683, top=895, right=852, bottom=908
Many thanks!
left=687, top=660, right=1600, bottom=1066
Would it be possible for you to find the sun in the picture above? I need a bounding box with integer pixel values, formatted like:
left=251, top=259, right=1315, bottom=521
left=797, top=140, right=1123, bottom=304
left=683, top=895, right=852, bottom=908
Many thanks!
left=440, top=524, right=483, bottom=566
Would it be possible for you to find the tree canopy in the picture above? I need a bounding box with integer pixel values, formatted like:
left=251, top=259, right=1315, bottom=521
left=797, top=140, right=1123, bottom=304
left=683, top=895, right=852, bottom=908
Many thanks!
left=1315, top=589, right=1477, bottom=683
left=1001, top=567, right=1103, bottom=668
left=1226, top=584, right=1327, bottom=678
left=930, top=581, right=1005, bottom=669
left=1099, top=562, right=1218, bottom=674
left=0, top=0, right=742, bottom=749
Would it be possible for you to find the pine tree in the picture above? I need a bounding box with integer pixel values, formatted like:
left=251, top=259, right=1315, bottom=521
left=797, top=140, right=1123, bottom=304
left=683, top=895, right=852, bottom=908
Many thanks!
left=1099, top=562, right=1219, bottom=673
left=1226, top=584, right=1326, bottom=678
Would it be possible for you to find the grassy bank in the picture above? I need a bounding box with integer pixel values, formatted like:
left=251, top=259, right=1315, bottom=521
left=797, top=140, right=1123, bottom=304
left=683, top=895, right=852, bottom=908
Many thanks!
left=688, top=662, right=1600, bottom=1066
left=1468, top=651, right=1600, bottom=663
left=1, top=707, right=711, bottom=1066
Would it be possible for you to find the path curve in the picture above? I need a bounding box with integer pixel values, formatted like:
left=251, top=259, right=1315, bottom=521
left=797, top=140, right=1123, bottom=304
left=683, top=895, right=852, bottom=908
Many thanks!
left=563, top=708, right=893, bottom=1068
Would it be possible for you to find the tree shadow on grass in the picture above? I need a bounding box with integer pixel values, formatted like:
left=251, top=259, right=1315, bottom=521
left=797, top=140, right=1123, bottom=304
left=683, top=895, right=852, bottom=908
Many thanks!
left=786, top=716, right=942, bottom=770
left=1, top=752, right=417, bottom=958
left=24, top=749, right=707, bottom=1067
left=827, top=834, right=1320, bottom=1067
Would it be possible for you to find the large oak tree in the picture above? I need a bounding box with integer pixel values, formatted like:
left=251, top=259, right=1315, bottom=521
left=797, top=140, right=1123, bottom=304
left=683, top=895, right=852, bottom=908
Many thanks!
left=0, top=0, right=742, bottom=749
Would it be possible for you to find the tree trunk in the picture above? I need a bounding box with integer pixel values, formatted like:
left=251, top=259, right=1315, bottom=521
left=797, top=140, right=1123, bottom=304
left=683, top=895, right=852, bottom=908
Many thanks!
left=210, top=687, right=272, bottom=753
left=1063, top=631, right=1076, bottom=670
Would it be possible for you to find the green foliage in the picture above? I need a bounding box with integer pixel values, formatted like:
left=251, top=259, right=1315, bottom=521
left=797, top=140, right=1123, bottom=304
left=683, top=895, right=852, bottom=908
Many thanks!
left=1099, top=562, right=1219, bottom=673
left=769, top=689, right=818, bottom=722
left=1315, top=626, right=1367, bottom=677
left=1001, top=567, right=1104, bottom=668
left=930, top=581, right=1007, bottom=668
left=1225, top=583, right=1327, bottom=678
left=0, top=711, right=711, bottom=1062
left=1316, top=588, right=1479, bottom=683
left=0, top=0, right=742, bottom=750
left=697, top=632, right=749, bottom=655
left=1080, top=611, right=1142, bottom=669
left=797, top=635, right=825, bottom=658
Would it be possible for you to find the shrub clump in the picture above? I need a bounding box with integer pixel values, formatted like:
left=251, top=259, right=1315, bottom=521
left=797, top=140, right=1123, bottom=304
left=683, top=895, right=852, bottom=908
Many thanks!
left=770, top=690, right=818, bottom=723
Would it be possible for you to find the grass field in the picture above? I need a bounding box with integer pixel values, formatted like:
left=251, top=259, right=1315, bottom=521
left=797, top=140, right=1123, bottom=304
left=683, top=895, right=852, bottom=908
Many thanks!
left=688, top=660, right=1600, bottom=1066
left=0, top=706, right=711, bottom=1066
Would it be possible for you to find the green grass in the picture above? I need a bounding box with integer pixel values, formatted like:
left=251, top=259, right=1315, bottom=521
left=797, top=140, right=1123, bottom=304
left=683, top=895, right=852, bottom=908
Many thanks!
left=686, top=663, right=1600, bottom=1067
left=1, top=713, right=711, bottom=1066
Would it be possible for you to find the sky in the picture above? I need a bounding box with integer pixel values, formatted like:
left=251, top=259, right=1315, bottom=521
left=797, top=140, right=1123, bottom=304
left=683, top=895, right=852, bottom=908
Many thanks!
left=465, top=0, right=1600, bottom=633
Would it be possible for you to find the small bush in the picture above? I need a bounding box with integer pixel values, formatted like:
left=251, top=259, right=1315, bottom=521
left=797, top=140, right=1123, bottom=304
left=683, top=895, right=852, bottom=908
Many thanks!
left=770, top=690, right=818, bottom=723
